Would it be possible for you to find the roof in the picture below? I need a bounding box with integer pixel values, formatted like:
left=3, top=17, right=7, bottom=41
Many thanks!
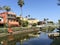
left=28, top=18, right=36, bottom=20
left=0, top=12, right=16, bottom=15
left=8, top=12, right=16, bottom=15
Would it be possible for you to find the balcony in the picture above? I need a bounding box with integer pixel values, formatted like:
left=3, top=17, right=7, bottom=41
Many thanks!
left=7, top=17, right=16, bottom=19
left=7, top=14, right=16, bottom=19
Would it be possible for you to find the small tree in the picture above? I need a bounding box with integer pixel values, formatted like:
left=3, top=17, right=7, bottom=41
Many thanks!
left=22, top=21, right=28, bottom=27
left=47, top=21, right=54, bottom=25
left=32, top=23, right=37, bottom=27
left=3, top=6, right=11, bottom=12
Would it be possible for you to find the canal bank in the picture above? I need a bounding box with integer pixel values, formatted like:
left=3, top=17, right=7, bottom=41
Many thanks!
left=0, top=27, right=40, bottom=37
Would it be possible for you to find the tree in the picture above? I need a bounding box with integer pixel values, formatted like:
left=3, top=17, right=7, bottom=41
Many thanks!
left=18, top=0, right=24, bottom=27
left=22, top=21, right=29, bottom=27
left=16, top=17, right=29, bottom=27
left=44, top=18, right=48, bottom=21
left=57, top=0, right=60, bottom=5
left=3, top=6, right=11, bottom=12
left=47, top=21, right=54, bottom=24
left=32, top=23, right=37, bottom=26
left=18, top=0, right=24, bottom=16
left=28, top=15, right=30, bottom=17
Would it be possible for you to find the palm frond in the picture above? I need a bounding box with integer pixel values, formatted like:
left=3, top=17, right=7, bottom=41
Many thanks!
left=3, top=6, right=11, bottom=11
left=18, top=0, right=24, bottom=7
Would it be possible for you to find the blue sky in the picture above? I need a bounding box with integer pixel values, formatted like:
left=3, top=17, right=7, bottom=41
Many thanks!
left=0, top=0, right=60, bottom=22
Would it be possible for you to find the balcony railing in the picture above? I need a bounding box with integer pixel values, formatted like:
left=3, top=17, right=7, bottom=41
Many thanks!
left=7, top=17, right=16, bottom=19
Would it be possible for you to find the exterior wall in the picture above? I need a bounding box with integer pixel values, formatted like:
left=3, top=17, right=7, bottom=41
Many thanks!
left=0, top=12, right=7, bottom=24
left=19, top=16, right=28, bottom=21
left=19, top=17, right=39, bottom=24
left=28, top=20, right=39, bottom=24
left=27, top=18, right=39, bottom=27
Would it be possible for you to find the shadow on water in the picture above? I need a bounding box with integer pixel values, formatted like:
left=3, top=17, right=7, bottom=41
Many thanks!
left=50, top=37, right=60, bottom=45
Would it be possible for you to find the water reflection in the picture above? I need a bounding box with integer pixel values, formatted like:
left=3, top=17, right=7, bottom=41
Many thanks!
left=0, top=29, right=60, bottom=45
left=0, top=33, right=40, bottom=45
left=22, top=32, right=53, bottom=45
left=50, top=37, right=60, bottom=45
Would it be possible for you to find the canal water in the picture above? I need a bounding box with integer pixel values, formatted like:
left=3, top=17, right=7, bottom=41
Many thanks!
left=22, top=32, right=53, bottom=45
left=0, top=29, right=60, bottom=45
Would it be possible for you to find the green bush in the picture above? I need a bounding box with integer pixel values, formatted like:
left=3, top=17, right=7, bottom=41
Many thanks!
left=22, top=21, right=29, bottom=27
left=32, top=23, right=37, bottom=26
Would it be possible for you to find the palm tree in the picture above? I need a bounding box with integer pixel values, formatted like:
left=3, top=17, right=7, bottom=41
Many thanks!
left=57, top=0, right=60, bottom=5
left=25, top=15, right=30, bottom=19
left=44, top=18, right=48, bottom=22
left=28, top=15, right=30, bottom=17
left=28, top=15, right=30, bottom=18
left=18, top=0, right=24, bottom=27
left=18, top=0, right=24, bottom=16
left=3, top=6, right=11, bottom=12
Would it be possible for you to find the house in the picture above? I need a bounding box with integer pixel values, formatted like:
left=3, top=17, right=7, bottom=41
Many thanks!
left=27, top=18, right=39, bottom=27
left=28, top=18, right=39, bottom=24
left=0, top=12, right=19, bottom=27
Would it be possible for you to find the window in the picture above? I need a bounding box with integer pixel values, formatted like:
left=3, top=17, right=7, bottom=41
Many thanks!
left=0, top=17, right=3, bottom=22
left=0, top=19, right=1, bottom=21
left=8, top=14, right=11, bottom=16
